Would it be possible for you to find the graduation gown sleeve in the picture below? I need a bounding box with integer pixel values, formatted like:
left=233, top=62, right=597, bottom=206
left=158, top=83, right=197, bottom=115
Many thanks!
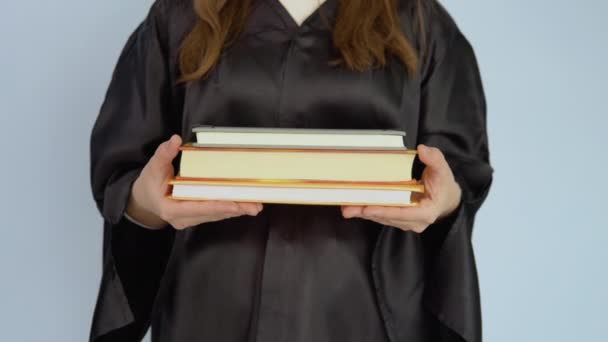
left=417, top=13, right=494, bottom=342
left=89, top=1, right=178, bottom=340
left=372, top=4, right=493, bottom=342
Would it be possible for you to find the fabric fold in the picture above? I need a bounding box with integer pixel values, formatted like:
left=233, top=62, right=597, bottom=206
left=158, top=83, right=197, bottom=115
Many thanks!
left=89, top=1, right=177, bottom=340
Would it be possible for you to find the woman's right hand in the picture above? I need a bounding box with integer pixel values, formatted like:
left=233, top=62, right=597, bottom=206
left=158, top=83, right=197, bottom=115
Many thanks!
left=126, top=135, right=264, bottom=230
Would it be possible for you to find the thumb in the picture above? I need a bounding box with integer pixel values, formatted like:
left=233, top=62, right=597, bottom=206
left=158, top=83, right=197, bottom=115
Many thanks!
left=152, top=134, right=182, bottom=167
left=417, top=144, right=447, bottom=175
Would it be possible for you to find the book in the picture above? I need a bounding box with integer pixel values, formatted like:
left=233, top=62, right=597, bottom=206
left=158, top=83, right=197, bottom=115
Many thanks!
left=169, top=178, right=424, bottom=206
left=178, top=144, right=417, bottom=183
left=193, top=126, right=407, bottom=149
left=170, top=126, right=423, bottom=206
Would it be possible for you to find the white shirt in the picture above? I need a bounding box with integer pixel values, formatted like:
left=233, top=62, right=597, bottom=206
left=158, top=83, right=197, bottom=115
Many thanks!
left=279, top=0, right=326, bottom=26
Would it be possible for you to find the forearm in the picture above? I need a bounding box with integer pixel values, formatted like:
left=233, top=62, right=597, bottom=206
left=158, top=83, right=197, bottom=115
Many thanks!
left=126, top=179, right=167, bottom=229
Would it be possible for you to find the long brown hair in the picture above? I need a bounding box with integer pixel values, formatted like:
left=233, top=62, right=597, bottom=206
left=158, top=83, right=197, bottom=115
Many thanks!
left=179, top=0, right=424, bottom=82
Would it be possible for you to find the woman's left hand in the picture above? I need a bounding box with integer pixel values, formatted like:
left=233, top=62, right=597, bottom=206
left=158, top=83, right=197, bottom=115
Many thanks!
left=341, top=144, right=462, bottom=233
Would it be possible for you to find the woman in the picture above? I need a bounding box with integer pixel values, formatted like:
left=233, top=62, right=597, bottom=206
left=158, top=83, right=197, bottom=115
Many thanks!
left=89, top=0, right=493, bottom=341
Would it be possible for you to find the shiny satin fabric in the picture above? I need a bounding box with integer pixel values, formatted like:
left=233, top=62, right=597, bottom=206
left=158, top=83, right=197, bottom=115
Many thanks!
left=89, top=0, right=493, bottom=341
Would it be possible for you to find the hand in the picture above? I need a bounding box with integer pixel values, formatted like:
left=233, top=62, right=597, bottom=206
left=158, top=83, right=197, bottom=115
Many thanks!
left=126, top=135, right=263, bottom=230
left=341, top=144, right=462, bottom=233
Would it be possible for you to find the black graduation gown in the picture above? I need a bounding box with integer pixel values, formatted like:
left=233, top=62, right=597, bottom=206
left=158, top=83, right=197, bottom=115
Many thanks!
left=89, top=0, right=494, bottom=341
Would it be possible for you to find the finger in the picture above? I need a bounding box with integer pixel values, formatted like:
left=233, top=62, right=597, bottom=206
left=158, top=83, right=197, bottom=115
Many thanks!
left=161, top=199, right=242, bottom=221
left=417, top=144, right=449, bottom=176
left=363, top=216, right=395, bottom=227
left=172, top=213, right=242, bottom=230
left=151, top=135, right=182, bottom=168
left=235, top=202, right=264, bottom=216
left=384, top=219, right=428, bottom=232
left=176, top=200, right=242, bottom=217
left=341, top=205, right=364, bottom=218
left=361, top=204, right=438, bottom=226
left=365, top=215, right=427, bottom=232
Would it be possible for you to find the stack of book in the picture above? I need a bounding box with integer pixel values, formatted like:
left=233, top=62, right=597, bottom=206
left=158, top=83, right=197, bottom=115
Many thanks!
left=169, top=126, right=424, bottom=206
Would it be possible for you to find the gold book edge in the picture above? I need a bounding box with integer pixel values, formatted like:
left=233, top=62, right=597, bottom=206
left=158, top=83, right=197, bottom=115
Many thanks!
left=169, top=177, right=424, bottom=192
